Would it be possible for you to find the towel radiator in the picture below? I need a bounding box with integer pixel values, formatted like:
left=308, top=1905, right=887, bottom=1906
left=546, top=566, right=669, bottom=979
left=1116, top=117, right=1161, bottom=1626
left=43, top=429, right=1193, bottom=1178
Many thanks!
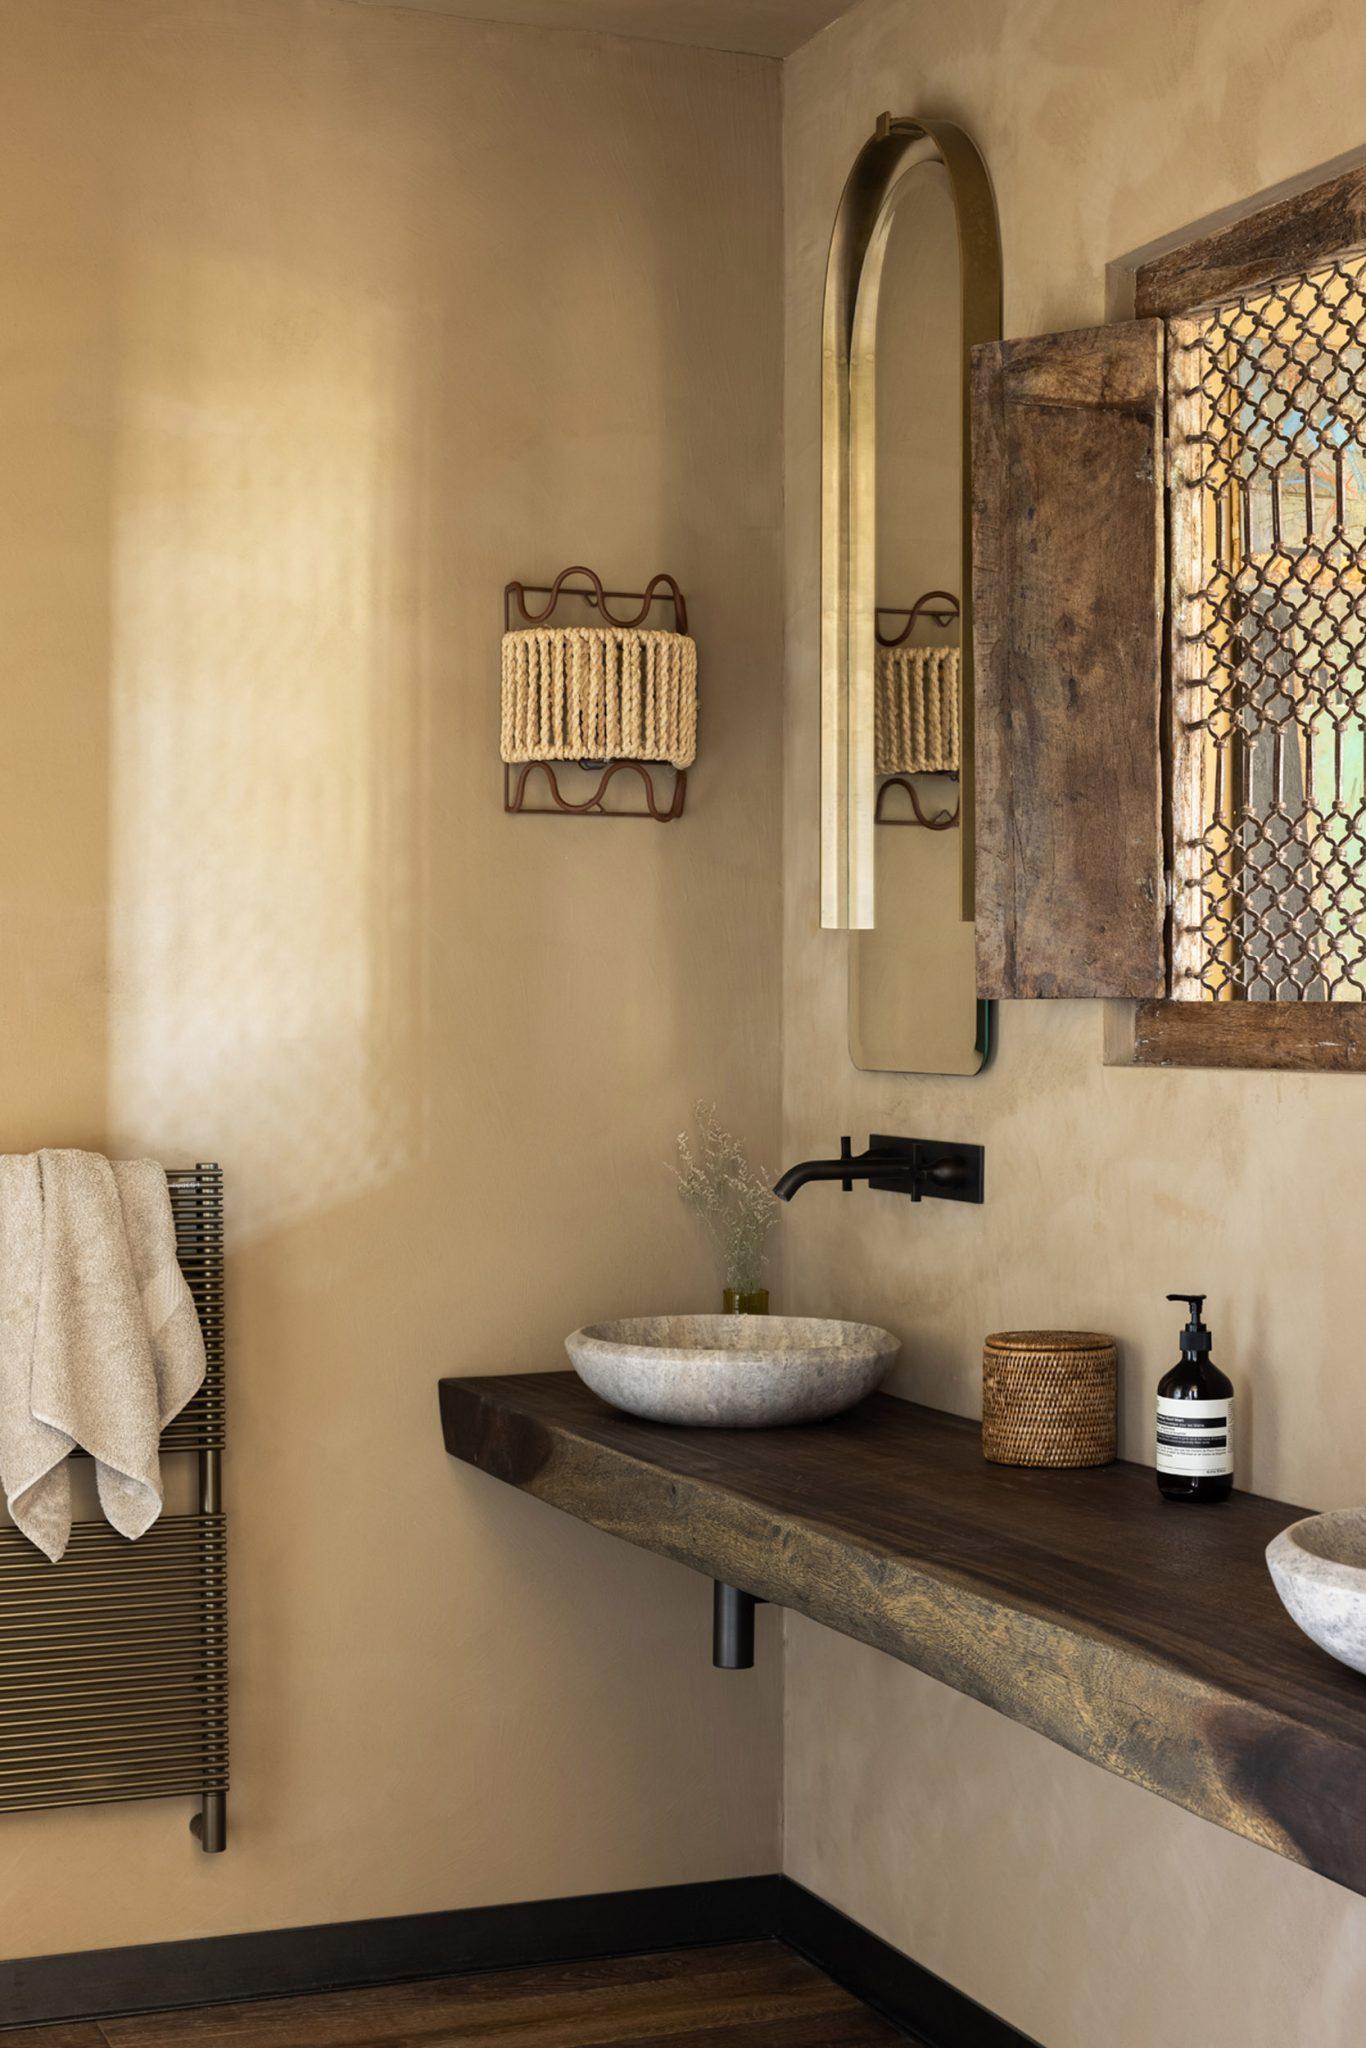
left=0, top=1162, right=228, bottom=1851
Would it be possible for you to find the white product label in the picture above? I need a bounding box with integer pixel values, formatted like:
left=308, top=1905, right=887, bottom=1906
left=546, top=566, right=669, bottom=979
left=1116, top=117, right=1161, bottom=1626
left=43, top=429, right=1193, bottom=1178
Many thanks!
left=1156, top=1394, right=1233, bottom=1478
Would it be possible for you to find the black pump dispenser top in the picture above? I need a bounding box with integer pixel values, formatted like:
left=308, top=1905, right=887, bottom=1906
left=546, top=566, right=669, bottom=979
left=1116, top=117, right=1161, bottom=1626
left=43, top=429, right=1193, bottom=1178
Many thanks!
left=1166, top=1293, right=1212, bottom=1356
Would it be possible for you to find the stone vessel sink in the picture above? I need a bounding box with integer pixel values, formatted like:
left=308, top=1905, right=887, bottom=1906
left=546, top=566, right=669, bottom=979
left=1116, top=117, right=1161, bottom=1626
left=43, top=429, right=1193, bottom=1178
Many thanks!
left=1267, top=1509, right=1366, bottom=1676
left=564, top=1314, right=899, bottom=1428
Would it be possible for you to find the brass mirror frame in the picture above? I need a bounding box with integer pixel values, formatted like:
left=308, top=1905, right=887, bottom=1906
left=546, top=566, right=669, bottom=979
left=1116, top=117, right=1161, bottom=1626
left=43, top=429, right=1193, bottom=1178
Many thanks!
left=819, top=113, right=1002, bottom=930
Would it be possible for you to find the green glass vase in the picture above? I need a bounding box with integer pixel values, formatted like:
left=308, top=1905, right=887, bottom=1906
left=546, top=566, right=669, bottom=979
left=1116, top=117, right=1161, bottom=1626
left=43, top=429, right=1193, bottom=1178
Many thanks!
left=723, top=1287, right=769, bottom=1315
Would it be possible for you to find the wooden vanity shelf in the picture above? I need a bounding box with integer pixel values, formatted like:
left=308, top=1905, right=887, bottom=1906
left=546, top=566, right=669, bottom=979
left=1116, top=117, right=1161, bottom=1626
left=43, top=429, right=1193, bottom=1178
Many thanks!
left=441, top=1372, right=1366, bottom=1899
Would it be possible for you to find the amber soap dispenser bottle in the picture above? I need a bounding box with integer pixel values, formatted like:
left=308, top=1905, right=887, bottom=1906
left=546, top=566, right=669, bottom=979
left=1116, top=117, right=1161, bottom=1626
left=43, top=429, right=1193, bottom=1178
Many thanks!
left=1156, top=1293, right=1234, bottom=1502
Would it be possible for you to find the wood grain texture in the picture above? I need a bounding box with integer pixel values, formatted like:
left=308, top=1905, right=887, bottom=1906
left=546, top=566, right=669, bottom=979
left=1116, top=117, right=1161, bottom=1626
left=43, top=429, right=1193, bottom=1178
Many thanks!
left=96, top=1942, right=901, bottom=2046
left=441, top=1372, right=1366, bottom=1898
left=971, top=322, right=1166, bottom=999
left=1130, top=999, right=1366, bottom=1071
left=0, top=2031, right=108, bottom=2048
left=1135, top=159, right=1366, bottom=318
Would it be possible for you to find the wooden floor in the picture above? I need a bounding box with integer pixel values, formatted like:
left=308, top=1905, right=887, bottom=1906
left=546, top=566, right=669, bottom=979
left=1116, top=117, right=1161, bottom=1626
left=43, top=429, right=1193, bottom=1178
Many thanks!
left=8, top=1943, right=907, bottom=2046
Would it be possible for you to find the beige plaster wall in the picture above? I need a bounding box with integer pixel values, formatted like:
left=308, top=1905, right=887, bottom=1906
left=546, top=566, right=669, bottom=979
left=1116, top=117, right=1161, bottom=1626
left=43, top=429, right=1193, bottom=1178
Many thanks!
left=781, top=2, right=1366, bottom=2043
left=0, top=0, right=784, bottom=1960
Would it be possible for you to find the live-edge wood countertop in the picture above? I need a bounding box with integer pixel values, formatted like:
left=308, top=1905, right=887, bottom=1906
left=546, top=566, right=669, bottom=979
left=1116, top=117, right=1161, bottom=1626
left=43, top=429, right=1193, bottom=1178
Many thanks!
left=440, top=1372, right=1366, bottom=1896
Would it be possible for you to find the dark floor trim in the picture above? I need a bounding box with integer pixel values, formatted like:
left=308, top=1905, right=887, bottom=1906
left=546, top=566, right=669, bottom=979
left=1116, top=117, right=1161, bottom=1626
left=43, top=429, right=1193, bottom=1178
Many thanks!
left=778, top=1878, right=1042, bottom=2048
left=0, top=1871, right=1038, bottom=2044
left=0, top=1875, right=780, bottom=2031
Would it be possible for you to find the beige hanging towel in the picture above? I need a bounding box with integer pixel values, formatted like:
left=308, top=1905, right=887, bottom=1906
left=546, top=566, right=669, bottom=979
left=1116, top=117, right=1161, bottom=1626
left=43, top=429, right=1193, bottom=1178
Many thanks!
left=874, top=645, right=960, bottom=776
left=0, top=1151, right=207, bottom=1562
left=501, top=625, right=698, bottom=770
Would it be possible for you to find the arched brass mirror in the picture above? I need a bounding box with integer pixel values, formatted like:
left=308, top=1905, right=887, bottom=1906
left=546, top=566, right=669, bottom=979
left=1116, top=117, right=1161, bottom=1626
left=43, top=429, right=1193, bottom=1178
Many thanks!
left=820, top=115, right=1001, bottom=1074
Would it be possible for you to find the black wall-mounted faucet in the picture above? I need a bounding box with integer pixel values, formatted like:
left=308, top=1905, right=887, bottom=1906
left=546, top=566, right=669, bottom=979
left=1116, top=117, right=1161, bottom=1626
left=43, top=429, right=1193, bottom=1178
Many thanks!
left=773, top=1134, right=984, bottom=1205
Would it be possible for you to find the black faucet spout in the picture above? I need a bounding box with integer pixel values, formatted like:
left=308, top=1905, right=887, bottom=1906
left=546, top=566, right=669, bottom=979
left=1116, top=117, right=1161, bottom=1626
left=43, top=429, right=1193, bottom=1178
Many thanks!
left=773, top=1152, right=896, bottom=1200
left=772, top=1134, right=985, bottom=1207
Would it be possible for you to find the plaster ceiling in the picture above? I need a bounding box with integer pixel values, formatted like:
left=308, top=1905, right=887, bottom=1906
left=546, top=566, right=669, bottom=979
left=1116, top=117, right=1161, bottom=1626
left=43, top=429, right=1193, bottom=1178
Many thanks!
left=342, top=0, right=861, bottom=58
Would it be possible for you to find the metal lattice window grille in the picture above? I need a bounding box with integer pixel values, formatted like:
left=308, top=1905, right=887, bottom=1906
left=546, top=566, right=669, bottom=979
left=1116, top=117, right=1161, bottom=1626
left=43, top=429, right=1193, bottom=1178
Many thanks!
left=1168, top=248, right=1366, bottom=1001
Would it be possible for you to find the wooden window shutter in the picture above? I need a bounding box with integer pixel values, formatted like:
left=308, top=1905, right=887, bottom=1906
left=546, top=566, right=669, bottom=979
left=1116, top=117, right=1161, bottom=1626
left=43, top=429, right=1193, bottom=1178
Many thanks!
left=972, top=320, right=1166, bottom=998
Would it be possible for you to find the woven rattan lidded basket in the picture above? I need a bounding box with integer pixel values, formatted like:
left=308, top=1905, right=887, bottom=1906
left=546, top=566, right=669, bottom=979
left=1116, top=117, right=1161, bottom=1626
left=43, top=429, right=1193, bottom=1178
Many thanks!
left=982, top=1330, right=1117, bottom=1468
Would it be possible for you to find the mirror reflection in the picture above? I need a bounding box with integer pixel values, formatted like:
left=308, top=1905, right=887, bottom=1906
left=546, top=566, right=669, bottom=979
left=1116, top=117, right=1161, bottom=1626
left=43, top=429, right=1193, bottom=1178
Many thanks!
left=850, top=161, right=988, bottom=1074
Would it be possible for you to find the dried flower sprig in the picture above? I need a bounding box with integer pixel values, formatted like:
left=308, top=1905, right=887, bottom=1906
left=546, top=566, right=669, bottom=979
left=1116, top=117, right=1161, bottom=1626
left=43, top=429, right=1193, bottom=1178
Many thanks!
left=671, top=1102, right=779, bottom=1295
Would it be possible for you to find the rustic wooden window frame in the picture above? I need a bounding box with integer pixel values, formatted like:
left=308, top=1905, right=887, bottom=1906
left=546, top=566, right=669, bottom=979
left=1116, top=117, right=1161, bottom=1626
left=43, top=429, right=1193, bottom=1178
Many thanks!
left=1112, top=158, right=1366, bottom=1071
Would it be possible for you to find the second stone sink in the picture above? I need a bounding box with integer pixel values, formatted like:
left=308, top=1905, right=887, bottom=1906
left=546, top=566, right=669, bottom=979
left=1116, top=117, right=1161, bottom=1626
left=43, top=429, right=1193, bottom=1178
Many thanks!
left=1267, top=1508, right=1366, bottom=1676
left=564, top=1313, right=899, bottom=1427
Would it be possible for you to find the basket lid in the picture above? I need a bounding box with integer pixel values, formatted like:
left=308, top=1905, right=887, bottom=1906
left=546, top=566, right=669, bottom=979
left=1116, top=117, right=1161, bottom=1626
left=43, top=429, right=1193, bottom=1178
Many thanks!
left=985, top=1330, right=1116, bottom=1353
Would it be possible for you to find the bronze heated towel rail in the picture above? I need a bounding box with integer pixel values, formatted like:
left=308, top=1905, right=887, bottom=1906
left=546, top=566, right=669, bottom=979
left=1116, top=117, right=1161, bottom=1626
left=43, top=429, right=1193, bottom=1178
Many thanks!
left=0, top=1162, right=228, bottom=1851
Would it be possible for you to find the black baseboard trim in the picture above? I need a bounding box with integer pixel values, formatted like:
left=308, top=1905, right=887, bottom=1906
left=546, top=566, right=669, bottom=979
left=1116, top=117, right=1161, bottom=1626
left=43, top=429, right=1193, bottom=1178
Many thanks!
left=0, top=1875, right=780, bottom=2031
left=778, top=1878, right=1041, bottom=2048
left=0, top=1871, right=1038, bottom=2045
